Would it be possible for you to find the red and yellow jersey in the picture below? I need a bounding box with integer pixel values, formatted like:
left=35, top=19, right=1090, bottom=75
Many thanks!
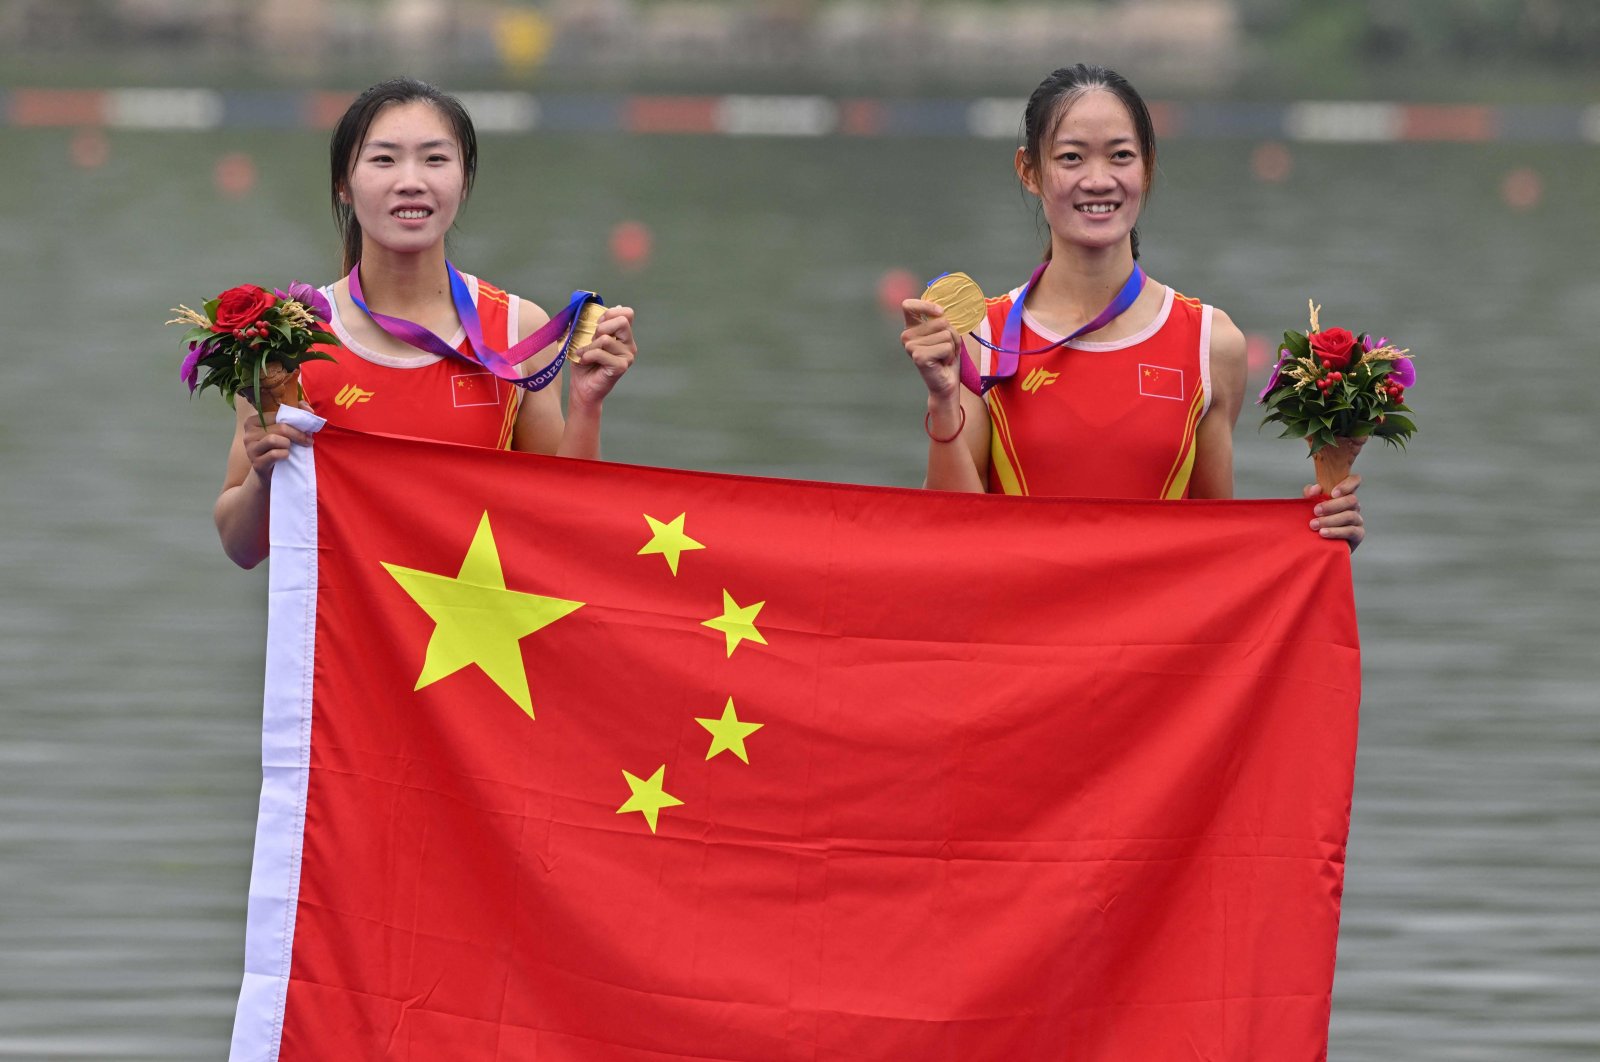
left=297, top=274, right=525, bottom=450
left=981, top=283, right=1214, bottom=499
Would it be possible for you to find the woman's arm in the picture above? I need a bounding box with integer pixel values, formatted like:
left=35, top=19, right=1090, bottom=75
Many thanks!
left=1193, top=307, right=1364, bottom=549
left=213, top=398, right=311, bottom=569
left=902, top=298, right=990, bottom=492
left=1188, top=309, right=1245, bottom=499
left=510, top=301, right=637, bottom=457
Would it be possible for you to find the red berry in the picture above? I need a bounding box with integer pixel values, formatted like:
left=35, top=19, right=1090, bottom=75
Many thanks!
left=1329, top=372, right=1342, bottom=382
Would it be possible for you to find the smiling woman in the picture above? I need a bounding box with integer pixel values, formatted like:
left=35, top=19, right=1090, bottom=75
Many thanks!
left=898, top=63, right=1365, bottom=546
left=211, top=77, right=640, bottom=569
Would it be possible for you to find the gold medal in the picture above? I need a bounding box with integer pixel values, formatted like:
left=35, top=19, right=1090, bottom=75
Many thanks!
left=922, top=272, right=987, bottom=335
left=568, top=301, right=604, bottom=362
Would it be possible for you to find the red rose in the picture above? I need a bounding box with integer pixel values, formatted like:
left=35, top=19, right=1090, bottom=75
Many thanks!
left=1308, top=327, right=1356, bottom=370
left=211, top=284, right=276, bottom=332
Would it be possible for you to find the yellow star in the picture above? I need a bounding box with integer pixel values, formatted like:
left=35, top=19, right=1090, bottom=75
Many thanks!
left=696, top=698, right=763, bottom=764
left=637, top=511, right=705, bottom=576
left=701, top=589, right=768, bottom=657
left=382, top=511, right=584, bottom=719
left=617, top=764, right=684, bottom=834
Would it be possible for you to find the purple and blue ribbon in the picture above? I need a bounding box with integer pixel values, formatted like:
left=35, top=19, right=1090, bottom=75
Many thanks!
left=347, top=262, right=602, bottom=392
left=955, top=260, right=1145, bottom=395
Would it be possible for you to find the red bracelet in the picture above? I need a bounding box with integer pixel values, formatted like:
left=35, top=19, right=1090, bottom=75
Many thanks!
left=924, top=406, right=966, bottom=443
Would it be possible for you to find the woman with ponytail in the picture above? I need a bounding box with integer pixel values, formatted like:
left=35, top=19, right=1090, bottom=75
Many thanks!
left=900, top=64, right=1363, bottom=546
left=214, top=78, right=638, bottom=569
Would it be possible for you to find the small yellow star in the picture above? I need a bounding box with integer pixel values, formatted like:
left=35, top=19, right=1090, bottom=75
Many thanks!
left=382, top=511, right=584, bottom=719
left=701, top=589, right=768, bottom=657
left=637, top=512, right=705, bottom=576
left=696, top=698, right=763, bottom=764
left=617, top=764, right=684, bottom=834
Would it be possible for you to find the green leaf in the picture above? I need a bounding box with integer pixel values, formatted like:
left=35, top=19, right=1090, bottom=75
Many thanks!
left=1380, top=413, right=1416, bottom=433
left=251, top=358, right=266, bottom=429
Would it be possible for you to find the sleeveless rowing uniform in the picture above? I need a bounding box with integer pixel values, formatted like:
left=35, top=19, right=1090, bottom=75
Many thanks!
left=980, top=282, right=1214, bottom=500
left=297, top=273, right=525, bottom=449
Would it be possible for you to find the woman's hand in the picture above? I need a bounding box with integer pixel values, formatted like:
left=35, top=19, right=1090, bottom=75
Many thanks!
left=900, top=299, right=965, bottom=403
left=1306, top=471, right=1364, bottom=551
left=239, top=408, right=312, bottom=483
left=569, top=305, right=636, bottom=410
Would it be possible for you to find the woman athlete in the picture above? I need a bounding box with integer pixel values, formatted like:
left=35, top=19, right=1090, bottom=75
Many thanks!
left=900, top=64, right=1364, bottom=547
left=215, top=77, right=638, bottom=568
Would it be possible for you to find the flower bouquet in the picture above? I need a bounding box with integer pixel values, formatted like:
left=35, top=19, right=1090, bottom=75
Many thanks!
left=169, top=282, right=338, bottom=423
left=1258, top=300, right=1417, bottom=494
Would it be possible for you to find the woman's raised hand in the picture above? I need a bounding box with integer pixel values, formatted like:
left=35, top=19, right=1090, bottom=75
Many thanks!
left=569, top=305, right=637, bottom=408
left=900, top=299, right=965, bottom=403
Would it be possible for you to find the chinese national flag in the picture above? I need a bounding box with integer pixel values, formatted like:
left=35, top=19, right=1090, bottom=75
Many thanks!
left=231, top=412, right=1360, bottom=1062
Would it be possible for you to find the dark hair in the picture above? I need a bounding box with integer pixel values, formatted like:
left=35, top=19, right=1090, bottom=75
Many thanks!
left=329, top=77, right=479, bottom=274
left=1020, top=64, right=1156, bottom=260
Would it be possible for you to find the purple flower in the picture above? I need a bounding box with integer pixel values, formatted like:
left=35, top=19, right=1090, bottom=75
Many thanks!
left=179, top=338, right=212, bottom=392
left=1388, top=356, right=1416, bottom=389
left=275, top=280, right=332, bottom=322
left=1256, top=348, right=1291, bottom=404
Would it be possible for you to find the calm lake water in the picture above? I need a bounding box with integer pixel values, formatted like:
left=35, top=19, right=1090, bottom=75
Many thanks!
left=0, top=127, right=1596, bottom=1059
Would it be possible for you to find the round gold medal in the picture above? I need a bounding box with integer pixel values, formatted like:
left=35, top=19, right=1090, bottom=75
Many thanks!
left=922, top=272, right=987, bottom=335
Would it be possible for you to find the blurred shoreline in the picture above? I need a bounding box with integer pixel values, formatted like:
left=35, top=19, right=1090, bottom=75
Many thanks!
left=4, top=0, right=1599, bottom=101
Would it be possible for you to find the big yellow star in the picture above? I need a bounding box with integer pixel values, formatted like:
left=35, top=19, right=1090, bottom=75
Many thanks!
left=381, top=511, right=584, bottom=719
left=701, top=589, right=768, bottom=657
left=637, top=511, right=704, bottom=576
left=617, top=764, right=684, bottom=834
left=696, top=698, right=763, bottom=764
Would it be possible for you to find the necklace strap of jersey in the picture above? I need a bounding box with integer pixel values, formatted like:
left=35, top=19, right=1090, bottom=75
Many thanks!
left=962, top=260, right=1145, bottom=395
left=346, top=262, right=603, bottom=392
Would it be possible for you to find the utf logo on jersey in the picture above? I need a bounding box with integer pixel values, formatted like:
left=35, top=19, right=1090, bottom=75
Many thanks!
left=1021, top=367, right=1060, bottom=394
left=335, top=384, right=375, bottom=410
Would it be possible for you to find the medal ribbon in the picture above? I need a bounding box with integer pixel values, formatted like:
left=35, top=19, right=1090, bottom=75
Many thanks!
left=957, top=260, right=1145, bottom=394
left=347, top=261, right=603, bottom=392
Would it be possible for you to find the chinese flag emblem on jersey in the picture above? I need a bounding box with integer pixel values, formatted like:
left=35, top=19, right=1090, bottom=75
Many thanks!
left=452, top=370, right=499, bottom=407
left=231, top=410, right=1360, bottom=1061
left=1138, top=362, right=1186, bottom=400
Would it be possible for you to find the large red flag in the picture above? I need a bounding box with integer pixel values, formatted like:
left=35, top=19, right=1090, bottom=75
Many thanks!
left=231, top=410, right=1360, bottom=1061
